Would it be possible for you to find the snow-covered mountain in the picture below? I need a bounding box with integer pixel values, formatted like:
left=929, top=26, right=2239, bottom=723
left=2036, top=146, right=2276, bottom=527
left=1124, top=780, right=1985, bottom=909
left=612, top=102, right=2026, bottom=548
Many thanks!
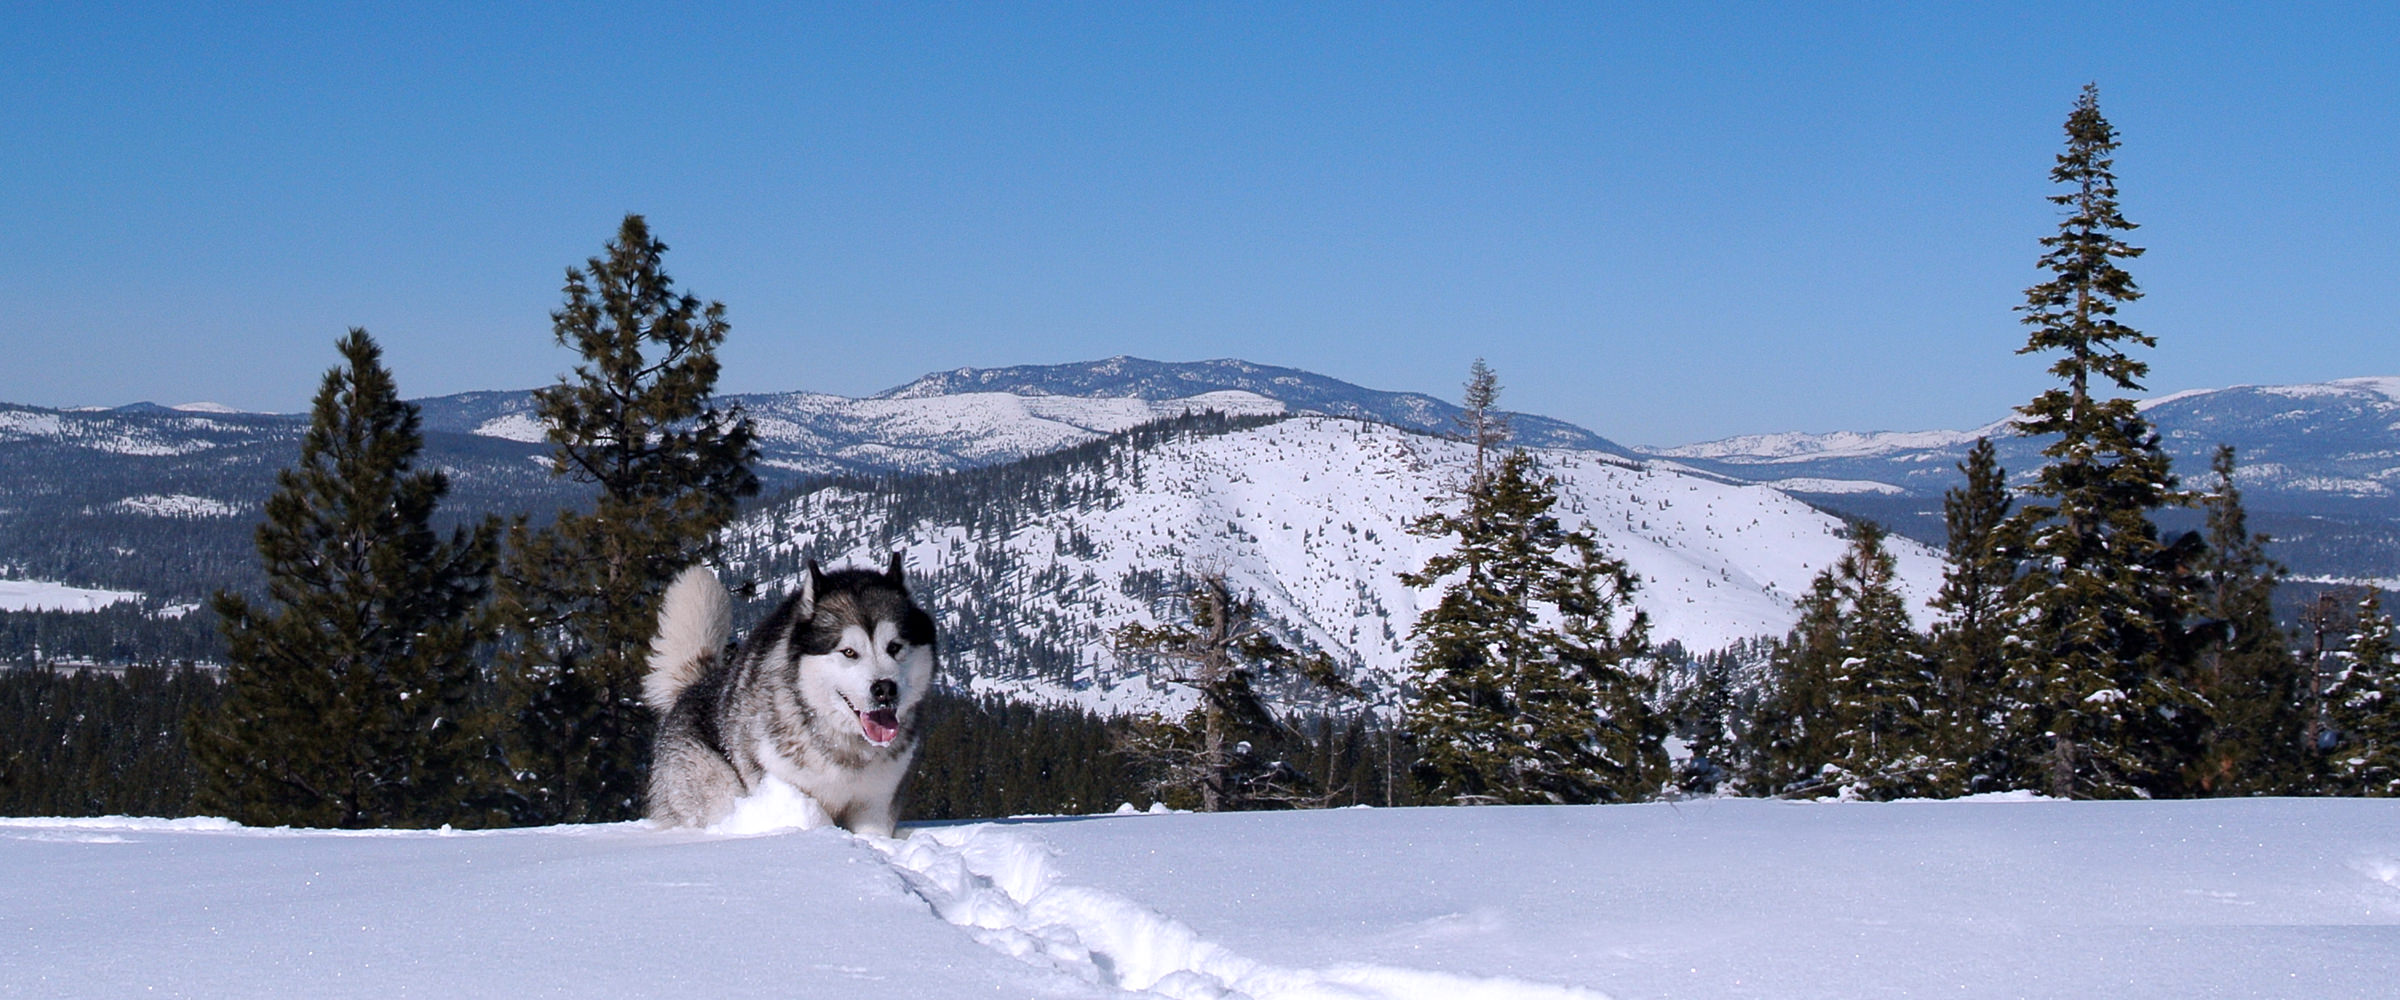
left=420, top=384, right=1286, bottom=478
left=0, top=400, right=572, bottom=605
left=715, top=414, right=1942, bottom=715
left=413, top=356, right=1632, bottom=478
left=876, top=355, right=1631, bottom=454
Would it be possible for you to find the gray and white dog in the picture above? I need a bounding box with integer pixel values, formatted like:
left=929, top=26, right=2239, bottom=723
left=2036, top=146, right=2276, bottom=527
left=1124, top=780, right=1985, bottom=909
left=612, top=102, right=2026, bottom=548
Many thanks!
left=643, top=556, right=936, bottom=836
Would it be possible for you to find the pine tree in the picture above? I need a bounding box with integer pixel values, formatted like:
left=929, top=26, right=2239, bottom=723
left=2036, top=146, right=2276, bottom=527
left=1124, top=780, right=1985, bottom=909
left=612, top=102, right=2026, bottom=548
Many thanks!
left=1747, top=524, right=1949, bottom=799
left=1111, top=572, right=1359, bottom=811
left=190, top=330, right=498, bottom=828
left=492, top=216, right=760, bottom=825
left=2191, top=446, right=2306, bottom=795
left=2328, top=591, right=2400, bottom=794
left=1995, top=84, right=2208, bottom=799
left=1927, top=437, right=2013, bottom=785
left=1402, top=449, right=1663, bottom=805
left=1743, top=572, right=1846, bottom=796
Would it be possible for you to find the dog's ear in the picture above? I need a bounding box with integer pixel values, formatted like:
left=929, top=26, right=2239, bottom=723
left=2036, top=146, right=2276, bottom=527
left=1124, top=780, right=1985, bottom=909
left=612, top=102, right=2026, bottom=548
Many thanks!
left=885, top=551, right=905, bottom=585
left=800, top=560, right=824, bottom=617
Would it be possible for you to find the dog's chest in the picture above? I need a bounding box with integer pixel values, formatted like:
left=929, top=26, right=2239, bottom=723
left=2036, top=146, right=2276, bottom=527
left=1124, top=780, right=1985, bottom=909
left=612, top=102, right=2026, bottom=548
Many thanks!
left=751, top=736, right=910, bottom=812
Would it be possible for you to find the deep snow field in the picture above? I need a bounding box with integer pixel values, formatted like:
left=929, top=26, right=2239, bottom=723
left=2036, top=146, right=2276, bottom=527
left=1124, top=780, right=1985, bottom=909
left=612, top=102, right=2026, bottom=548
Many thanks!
left=6, top=789, right=2398, bottom=999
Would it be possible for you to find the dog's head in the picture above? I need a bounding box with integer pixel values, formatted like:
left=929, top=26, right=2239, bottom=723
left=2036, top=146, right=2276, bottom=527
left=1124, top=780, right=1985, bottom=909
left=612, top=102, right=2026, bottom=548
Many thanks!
left=786, top=553, right=936, bottom=750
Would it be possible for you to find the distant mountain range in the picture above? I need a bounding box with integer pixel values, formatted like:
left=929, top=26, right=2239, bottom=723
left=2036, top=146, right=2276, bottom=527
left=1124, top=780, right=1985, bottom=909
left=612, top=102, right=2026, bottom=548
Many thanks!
left=1636, top=377, right=2400, bottom=581
left=405, top=355, right=1630, bottom=476
left=6, top=358, right=2399, bottom=685
left=0, top=357, right=1635, bottom=605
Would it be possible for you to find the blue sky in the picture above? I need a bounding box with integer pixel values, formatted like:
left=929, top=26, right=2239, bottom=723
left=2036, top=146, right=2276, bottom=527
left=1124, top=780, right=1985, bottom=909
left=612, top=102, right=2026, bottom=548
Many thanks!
left=3, top=3, right=2393, bottom=446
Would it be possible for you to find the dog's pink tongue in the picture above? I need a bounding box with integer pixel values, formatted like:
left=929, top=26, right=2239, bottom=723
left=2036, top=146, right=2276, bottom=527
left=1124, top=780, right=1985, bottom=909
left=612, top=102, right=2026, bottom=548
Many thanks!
left=859, top=709, right=900, bottom=746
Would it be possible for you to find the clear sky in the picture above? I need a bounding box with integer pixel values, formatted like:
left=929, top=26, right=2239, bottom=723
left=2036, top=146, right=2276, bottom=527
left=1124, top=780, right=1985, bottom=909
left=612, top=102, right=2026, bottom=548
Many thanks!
left=3, top=3, right=2393, bottom=446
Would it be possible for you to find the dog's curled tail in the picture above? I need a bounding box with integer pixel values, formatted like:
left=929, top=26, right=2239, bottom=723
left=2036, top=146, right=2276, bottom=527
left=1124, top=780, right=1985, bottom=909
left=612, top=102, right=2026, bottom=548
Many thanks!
left=645, top=565, right=733, bottom=711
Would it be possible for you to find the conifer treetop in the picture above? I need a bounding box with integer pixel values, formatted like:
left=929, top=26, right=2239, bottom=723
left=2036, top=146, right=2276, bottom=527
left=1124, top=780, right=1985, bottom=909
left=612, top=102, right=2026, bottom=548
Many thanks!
left=2016, top=83, right=2151, bottom=435
left=540, top=213, right=756, bottom=505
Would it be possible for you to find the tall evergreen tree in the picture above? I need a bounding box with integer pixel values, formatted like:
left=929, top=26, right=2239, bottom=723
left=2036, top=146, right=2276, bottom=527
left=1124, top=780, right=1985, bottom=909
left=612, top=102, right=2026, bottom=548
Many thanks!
left=190, top=330, right=498, bottom=828
left=2191, top=446, right=2306, bottom=794
left=1111, top=572, right=1358, bottom=811
left=1996, top=84, right=2208, bottom=799
left=492, top=215, right=760, bottom=824
left=2328, top=591, right=2400, bottom=795
left=1402, top=449, right=1663, bottom=805
left=1927, top=437, right=2013, bottom=784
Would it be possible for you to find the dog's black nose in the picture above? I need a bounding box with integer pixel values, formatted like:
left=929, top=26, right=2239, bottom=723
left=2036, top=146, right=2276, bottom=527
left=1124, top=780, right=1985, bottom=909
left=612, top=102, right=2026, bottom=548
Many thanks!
left=870, top=678, right=897, bottom=708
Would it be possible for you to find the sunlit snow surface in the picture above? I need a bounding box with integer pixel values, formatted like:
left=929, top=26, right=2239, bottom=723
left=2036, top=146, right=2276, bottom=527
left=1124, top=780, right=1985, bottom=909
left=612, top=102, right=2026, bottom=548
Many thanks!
left=0, top=579, right=143, bottom=612
left=8, top=792, right=2400, bottom=999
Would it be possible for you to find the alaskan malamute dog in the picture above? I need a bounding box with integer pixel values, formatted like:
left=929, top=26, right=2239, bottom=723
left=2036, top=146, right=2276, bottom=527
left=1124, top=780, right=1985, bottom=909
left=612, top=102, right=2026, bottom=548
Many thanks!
left=643, top=556, right=936, bottom=836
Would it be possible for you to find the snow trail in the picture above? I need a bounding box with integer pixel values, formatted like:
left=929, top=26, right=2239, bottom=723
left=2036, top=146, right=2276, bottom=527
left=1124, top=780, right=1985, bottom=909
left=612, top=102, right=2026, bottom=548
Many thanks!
left=716, top=778, right=1605, bottom=998
left=873, top=820, right=1607, bottom=1000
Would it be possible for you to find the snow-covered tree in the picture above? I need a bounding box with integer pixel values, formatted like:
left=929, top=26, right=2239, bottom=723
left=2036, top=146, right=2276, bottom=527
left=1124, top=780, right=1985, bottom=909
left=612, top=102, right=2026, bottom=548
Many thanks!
left=1995, top=84, right=2209, bottom=800
left=492, top=215, right=759, bottom=825
left=192, top=329, right=498, bottom=828
left=1402, top=448, right=1663, bottom=805
left=2327, top=591, right=2400, bottom=795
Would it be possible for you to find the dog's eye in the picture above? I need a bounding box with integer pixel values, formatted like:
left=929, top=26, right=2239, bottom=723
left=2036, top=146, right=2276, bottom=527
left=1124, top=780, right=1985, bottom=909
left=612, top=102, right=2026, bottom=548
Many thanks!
left=840, top=647, right=859, bottom=660
left=885, top=640, right=903, bottom=657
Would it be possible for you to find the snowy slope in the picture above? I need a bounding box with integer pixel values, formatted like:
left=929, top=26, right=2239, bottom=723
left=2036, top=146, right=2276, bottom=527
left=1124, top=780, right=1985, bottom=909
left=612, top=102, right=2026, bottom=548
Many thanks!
left=449, top=386, right=1289, bottom=477
left=1647, top=423, right=2009, bottom=464
left=739, top=388, right=1289, bottom=475
left=0, top=580, right=144, bottom=613
left=8, top=795, right=2398, bottom=999
left=719, top=417, right=1943, bottom=715
left=877, top=355, right=1631, bottom=454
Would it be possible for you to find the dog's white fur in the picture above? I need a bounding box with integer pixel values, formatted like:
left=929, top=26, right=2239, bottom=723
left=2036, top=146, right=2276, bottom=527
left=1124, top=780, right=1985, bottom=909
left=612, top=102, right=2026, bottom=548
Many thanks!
left=645, top=566, right=732, bottom=711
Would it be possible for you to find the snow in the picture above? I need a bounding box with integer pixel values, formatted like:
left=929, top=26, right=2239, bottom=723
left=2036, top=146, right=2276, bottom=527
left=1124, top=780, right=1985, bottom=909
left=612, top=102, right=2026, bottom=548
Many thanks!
left=472, top=389, right=1291, bottom=475
left=0, top=579, right=144, bottom=612
left=1644, top=422, right=2008, bottom=464
left=2136, top=386, right=2225, bottom=410
left=106, top=493, right=244, bottom=518
left=0, top=409, right=67, bottom=439
left=471, top=412, right=550, bottom=443
left=2328, top=376, right=2400, bottom=404
left=1763, top=477, right=1908, bottom=495
left=7, top=793, right=2397, bottom=998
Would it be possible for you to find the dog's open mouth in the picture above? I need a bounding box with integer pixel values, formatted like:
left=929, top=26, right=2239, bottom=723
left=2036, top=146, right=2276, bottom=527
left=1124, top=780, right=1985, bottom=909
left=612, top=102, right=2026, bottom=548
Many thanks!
left=857, top=708, right=900, bottom=747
